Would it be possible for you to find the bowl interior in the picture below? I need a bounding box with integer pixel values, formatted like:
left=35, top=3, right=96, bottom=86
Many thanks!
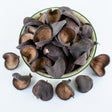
left=20, top=7, right=97, bottom=79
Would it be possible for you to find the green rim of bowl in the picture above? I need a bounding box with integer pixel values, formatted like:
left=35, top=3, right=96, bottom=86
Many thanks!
left=19, top=7, right=97, bottom=79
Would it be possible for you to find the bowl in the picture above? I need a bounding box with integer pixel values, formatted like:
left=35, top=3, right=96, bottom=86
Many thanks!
left=19, top=7, right=97, bottom=79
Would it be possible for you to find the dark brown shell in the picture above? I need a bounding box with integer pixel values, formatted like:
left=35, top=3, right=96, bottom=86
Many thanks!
left=23, top=17, right=35, bottom=25
left=90, top=54, right=110, bottom=77
left=20, top=45, right=39, bottom=64
left=80, top=23, right=93, bottom=38
left=52, top=38, right=69, bottom=56
left=38, top=13, right=46, bottom=24
left=30, top=57, right=52, bottom=72
left=24, top=17, right=43, bottom=27
left=3, top=52, right=19, bottom=70
left=52, top=37, right=63, bottom=47
left=75, top=75, right=93, bottom=93
left=25, top=26, right=37, bottom=34
left=34, top=25, right=53, bottom=48
left=45, top=57, right=66, bottom=78
left=50, top=20, right=66, bottom=37
left=19, top=33, right=33, bottom=44
left=74, top=52, right=88, bottom=65
left=12, top=73, right=32, bottom=90
left=65, top=18, right=79, bottom=34
left=65, top=57, right=76, bottom=73
left=62, top=46, right=69, bottom=57
left=43, top=43, right=65, bottom=62
left=56, top=80, right=74, bottom=100
left=59, top=7, right=80, bottom=26
left=17, top=39, right=35, bottom=49
left=73, top=34, right=81, bottom=43
left=46, top=9, right=61, bottom=24
left=70, top=38, right=96, bottom=60
left=58, top=27, right=76, bottom=46
left=32, top=80, right=53, bottom=101
left=79, top=20, right=84, bottom=27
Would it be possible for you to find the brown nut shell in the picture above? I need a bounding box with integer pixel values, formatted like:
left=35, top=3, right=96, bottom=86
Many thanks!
left=52, top=37, right=63, bottom=47
left=65, top=57, right=76, bottom=73
left=3, top=52, right=19, bottom=70
left=70, top=38, right=96, bottom=60
left=80, top=23, right=93, bottom=38
left=66, top=52, right=88, bottom=73
left=58, top=27, right=76, bottom=46
left=19, top=33, right=34, bottom=44
left=30, top=57, right=52, bottom=72
left=26, top=26, right=37, bottom=34
left=56, top=80, right=74, bottom=100
left=43, top=43, right=65, bottom=62
left=23, top=17, right=35, bottom=25
left=24, top=18, right=43, bottom=28
left=62, top=46, right=69, bottom=57
left=73, top=34, right=81, bottom=43
left=45, top=57, right=66, bottom=78
left=90, top=54, right=110, bottom=77
left=38, top=13, right=46, bottom=24
left=59, top=7, right=80, bottom=26
left=32, top=80, right=53, bottom=101
left=75, top=75, right=93, bottom=93
left=46, top=9, right=61, bottom=24
left=65, top=18, right=79, bottom=34
left=50, top=20, right=66, bottom=37
left=52, top=38, right=69, bottom=57
left=12, top=73, right=32, bottom=90
left=74, top=52, right=88, bottom=65
left=17, top=39, right=35, bottom=49
left=20, top=45, right=38, bottom=64
left=34, top=25, right=53, bottom=48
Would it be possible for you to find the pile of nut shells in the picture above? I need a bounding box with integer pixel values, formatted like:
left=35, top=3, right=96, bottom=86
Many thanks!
left=3, top=6, right=110, bottom=101
left=16, top=6, right=97, bottom=78
left=3, top=52, right=110, bottom=101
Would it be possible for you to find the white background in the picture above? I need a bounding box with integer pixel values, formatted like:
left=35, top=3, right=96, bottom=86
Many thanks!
left=0, top=0, right=112, bottom=112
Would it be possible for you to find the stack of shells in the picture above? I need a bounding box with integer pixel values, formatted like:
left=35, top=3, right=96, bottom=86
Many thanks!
left=17, top=7, right=96, bottom=78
